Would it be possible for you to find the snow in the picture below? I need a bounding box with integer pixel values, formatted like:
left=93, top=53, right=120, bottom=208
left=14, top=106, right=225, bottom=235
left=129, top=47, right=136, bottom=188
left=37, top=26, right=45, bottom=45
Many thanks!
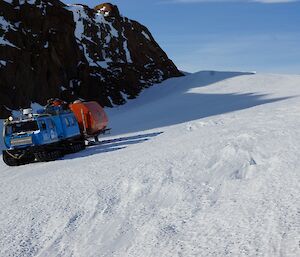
left=94, top=14, right=118, bottom=39
left=0, top=71, right=300, bottom=257
left=60, top=85, right=67, bottom=91
left=0, top=16, right=19, bottom=48
left=3, top=0, right=37, bottom=5
left=0, top=36, right=20, bottom=49
left=123, top=39, right=132, bottom=63
left=67, top=5, right=94, bottom=66
left=0, top=60, right=7, bottom=66
left=0, top=16, right=12, bottom=32
left=96, top=60, right=110, bottom=69
left=98, top=7, right=111, bottom=18
left=120, top=91, right=129, bottom=101
left=122, top=28, right=133, bottom=63
left=68, top=4, right=134, bottom=68
left=142, top=31, right=151, bottom=41
left=66, top=4, right=119, bottom=69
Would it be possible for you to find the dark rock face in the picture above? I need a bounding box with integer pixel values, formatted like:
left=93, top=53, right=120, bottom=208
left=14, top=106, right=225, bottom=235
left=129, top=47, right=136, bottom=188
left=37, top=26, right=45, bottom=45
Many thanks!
left=0, top=0, right=182, bottom=118
left=94, top=3, right=120, bottom=17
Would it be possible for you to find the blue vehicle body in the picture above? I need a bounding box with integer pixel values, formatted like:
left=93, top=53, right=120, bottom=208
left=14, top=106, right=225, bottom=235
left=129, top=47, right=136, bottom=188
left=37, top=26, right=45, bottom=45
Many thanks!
left=4, top=113, right=80, bottom=149
left=2, top=106, right=85, bottom=166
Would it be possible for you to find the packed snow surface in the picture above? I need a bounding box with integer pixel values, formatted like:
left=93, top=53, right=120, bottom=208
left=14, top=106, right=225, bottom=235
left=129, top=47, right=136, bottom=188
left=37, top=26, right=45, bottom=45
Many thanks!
left=0, top=71, right=300, bottom=257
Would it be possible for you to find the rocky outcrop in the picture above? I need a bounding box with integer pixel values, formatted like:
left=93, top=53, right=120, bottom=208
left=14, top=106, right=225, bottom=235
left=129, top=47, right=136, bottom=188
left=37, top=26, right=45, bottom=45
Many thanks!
left=94, top=3, right=120, bottom=17
left=0, top=0, right=182, bottom=117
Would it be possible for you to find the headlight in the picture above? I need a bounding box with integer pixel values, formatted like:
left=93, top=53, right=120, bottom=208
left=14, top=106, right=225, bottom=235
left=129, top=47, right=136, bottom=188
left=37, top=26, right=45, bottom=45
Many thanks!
left=11, top=136, right=32, bottom=146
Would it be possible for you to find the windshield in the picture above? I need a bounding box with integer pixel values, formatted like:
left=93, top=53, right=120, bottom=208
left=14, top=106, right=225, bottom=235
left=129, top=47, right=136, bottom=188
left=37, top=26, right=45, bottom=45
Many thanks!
left=5, top=121, right=39, bottom=135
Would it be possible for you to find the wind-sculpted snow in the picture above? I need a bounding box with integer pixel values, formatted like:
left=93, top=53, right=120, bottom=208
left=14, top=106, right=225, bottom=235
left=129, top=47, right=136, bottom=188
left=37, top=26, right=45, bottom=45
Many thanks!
left=0, top=71, right=300, bottom=257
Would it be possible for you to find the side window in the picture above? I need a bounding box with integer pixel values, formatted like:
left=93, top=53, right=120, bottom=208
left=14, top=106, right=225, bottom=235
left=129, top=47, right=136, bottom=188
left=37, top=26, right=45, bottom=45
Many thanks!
left=69, top=117, right=75, bottom=126
left=48, top=119, right=55, bottom=129
left=65, top=117, right=70, bottom=127
left=40, top=120, right=47, bottom=130
left=5, top=125, right=12, bottom=135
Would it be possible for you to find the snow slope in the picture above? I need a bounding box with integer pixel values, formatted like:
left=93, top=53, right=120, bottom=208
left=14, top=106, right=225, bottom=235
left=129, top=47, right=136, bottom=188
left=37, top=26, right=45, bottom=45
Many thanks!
left=0, top=71, right=300, bottom=257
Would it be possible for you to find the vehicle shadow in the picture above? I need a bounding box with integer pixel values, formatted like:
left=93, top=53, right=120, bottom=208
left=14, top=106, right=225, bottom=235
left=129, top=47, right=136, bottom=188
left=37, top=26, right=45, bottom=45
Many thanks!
left=63, top=132, right=163, bottom=160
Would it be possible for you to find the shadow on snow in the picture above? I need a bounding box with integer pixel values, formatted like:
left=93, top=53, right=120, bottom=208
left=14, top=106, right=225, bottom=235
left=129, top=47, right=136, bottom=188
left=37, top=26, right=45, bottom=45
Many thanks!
left=63, top=132, right=163, bottom=160
left=1, top=72, right=295, bottom=161
left=108, top=71, right=294, bottom=135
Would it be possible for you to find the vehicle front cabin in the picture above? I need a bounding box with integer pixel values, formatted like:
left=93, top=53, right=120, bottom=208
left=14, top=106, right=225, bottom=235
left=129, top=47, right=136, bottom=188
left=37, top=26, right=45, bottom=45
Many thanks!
left=2, top=109, right=84, bottom=166
left=4, top=113, right=80, bottom=150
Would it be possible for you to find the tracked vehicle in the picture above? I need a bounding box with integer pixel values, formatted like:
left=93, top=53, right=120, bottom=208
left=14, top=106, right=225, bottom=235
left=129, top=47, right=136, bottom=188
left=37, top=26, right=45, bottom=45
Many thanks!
left=2, top=99, right=109, bottom=166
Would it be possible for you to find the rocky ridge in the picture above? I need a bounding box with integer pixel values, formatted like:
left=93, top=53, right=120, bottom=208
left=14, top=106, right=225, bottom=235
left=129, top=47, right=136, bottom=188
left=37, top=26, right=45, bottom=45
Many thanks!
left=0, top=0, right=182, bottom=117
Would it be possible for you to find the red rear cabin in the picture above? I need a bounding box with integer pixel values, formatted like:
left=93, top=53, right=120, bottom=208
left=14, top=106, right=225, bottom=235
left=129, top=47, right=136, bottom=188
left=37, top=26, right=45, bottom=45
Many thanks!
left=69, top=101, right=108, bottom=138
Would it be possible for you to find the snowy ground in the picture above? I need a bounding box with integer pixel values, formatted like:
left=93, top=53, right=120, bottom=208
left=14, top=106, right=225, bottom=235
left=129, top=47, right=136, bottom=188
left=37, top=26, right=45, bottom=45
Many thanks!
left=0, top=71, right=299, bottom=257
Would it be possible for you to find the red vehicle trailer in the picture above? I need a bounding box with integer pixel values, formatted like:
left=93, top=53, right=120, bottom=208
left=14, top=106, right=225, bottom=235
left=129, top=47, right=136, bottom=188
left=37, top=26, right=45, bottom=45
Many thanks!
left=69, top=101, right=109, bottom=140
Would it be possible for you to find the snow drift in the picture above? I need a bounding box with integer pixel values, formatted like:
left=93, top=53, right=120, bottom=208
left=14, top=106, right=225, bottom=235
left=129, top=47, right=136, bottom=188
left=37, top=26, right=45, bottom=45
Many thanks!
left=0, top=71, right=299, bottom=257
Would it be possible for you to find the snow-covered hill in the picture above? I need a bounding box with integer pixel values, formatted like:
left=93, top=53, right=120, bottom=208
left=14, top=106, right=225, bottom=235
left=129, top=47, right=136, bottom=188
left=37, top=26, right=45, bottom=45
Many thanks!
left=1, top=71, right=300, bottom=257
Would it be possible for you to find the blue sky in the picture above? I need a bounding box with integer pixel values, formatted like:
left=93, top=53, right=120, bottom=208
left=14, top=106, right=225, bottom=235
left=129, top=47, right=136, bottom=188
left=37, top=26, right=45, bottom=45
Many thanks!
left=65, top=0, right=300, bottom=74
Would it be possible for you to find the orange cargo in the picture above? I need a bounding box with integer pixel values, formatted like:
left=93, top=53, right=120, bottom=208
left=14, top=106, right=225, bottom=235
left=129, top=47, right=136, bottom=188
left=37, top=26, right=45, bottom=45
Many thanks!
left=69, top=101, right=108, bottom=136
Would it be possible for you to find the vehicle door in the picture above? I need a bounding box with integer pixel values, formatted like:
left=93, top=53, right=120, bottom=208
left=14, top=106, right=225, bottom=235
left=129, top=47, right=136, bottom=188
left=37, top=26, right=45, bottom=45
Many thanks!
left=47, top=118, right=58, bottom=142
left=39, top=119, right=50, bottom=143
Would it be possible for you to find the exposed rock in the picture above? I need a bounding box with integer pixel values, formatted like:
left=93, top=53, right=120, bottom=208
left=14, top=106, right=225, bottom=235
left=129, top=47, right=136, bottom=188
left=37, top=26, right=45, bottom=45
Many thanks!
left=94, top=3, right=120, bottom=18
left=0, top=0, right=182, bottom=117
